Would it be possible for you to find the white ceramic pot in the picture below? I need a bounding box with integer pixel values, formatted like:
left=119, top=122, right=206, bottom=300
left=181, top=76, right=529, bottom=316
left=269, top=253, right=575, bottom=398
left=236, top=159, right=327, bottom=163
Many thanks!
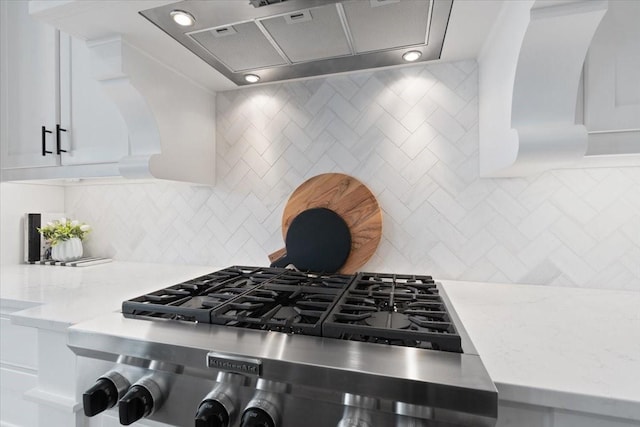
left=51, top=237, right=83, bottom=262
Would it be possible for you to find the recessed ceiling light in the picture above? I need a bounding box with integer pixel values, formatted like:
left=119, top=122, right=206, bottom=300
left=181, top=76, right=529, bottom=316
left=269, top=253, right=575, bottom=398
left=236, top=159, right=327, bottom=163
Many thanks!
left=402, top=50, right=422, bottom=62
left=244, top=74, right=260, bottom=83
left=170, top=10, right=196, bottom=27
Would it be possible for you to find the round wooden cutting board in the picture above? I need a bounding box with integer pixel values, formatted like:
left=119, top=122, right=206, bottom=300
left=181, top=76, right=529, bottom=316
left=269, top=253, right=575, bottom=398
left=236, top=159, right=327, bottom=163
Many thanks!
left=280, top=173, right=382, bottom=274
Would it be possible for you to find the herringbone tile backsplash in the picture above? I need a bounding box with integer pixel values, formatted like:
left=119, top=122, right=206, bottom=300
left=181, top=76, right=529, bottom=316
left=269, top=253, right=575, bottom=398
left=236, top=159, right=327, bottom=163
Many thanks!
left=65, top=60, right=640, bottom=290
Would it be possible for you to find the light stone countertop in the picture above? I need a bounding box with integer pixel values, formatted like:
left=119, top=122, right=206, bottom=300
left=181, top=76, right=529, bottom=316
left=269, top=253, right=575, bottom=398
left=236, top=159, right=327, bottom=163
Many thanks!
left=0, top=262, right=215, bottom=331
left=1, top=263, right=639, bottom=420
left=441, top=280, right=640, bottom=421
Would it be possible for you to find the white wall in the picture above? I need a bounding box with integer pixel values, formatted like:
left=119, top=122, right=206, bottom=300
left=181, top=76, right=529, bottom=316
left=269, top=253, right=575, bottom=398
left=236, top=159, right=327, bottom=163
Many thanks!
left=0, top=182, right=65, bottom=265
left=65, top=60, right=640, bottom=291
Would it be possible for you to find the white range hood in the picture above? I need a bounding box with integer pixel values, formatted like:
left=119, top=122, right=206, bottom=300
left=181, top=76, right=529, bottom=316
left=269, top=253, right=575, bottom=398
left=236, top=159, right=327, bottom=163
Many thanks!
left=138, top=0, right=453, bottom=86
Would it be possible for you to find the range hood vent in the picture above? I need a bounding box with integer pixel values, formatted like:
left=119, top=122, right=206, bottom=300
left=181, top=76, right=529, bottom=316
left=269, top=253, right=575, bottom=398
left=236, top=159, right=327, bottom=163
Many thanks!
left=140, top=0, right=453, bottom=85
left=250, top=0, right=289, bottom=8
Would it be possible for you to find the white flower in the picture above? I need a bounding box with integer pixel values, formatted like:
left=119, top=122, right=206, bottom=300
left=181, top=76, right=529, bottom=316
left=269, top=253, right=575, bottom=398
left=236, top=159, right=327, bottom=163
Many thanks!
left=46, top=222, right=54, bottom=227
left=59, top=217, right=67, bottom=224
left=70, top=220, right=79, bottom=227
left=80, top=224, right=91, bottom=231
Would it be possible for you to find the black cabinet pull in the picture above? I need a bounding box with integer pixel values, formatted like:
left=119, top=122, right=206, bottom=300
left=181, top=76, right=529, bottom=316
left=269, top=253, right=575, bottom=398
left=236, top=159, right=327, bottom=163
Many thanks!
left=56, top=124, right=67, bottom=154
left=41, top=126, right=53, bottom=156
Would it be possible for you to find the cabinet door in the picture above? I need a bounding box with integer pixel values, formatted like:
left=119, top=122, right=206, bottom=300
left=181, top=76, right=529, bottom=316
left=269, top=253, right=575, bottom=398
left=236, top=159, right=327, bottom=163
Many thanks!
left=0, top=0, right=59, bottom=169
left=584, top=0, right=640, bottom=156
left=58, top=34, right=129, bottom=166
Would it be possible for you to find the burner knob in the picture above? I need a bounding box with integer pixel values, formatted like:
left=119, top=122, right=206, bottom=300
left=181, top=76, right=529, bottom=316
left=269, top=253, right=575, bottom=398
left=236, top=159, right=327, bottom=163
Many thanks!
left=240, top=379, right=286, bottom=427
left=118, top=375, right=165, bottom=425
left=119, top=385, right=153, bottom=425
left=195, top=400, right=230, bottom=427
left=83, top=378, right=118, bottom=416
left=83, top=371, right=130, bottom=417
left=240, top=407, right=275, bottom=427
left=195, top=372, right=244, bottom=427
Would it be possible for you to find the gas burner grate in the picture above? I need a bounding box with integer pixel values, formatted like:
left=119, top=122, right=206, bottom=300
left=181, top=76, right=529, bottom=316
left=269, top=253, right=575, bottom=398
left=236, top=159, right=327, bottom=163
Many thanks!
left=268, top=270, right=355, bottom=288
left=122, top=267, right=463, bottom=353
left=323, top=272, right=462, bottom=353
left=210, top=282, right=350, bottom=335
left=122, top=266, right=281, bottom=323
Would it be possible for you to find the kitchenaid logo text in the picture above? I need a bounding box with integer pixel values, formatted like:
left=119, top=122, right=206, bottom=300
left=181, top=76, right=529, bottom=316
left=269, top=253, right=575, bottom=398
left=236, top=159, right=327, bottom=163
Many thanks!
left=207, top=353, right=262, bottom=375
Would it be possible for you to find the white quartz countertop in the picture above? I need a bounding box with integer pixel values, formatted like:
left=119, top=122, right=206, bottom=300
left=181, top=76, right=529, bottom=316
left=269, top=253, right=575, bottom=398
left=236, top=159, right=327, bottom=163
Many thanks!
left=0, top=262, right=214, bottom=331
left=440, top=280, right=640, bottom=421
left=1, top=263, right=639, bottom=420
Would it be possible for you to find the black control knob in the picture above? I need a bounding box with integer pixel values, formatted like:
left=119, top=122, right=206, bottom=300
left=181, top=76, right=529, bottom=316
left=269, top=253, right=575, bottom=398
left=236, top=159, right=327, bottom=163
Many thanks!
left=83, top=371, right=130, bottom=417
left=119, top=385, right=154, bottom=425
left=83, top=378, right=118, bottom=416
left=195, top=399, right=230, bottom=427
left=240, top=408, right=275, bottom=427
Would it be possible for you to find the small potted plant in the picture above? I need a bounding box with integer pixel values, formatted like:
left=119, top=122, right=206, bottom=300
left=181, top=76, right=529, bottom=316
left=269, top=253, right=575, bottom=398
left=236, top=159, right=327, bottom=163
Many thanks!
left=38, top=218, right=91, bottom=262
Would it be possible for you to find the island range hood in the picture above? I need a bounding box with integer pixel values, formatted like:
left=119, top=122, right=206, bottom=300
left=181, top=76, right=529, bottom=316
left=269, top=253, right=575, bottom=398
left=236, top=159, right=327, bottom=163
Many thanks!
left=139, top=0, right=453, bottom=85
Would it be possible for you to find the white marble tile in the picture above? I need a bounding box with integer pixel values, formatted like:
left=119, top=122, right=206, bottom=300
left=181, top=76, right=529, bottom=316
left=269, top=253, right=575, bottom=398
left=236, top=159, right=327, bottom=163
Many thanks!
left=455, top=98, right=478, bottom=131
left=428, top=188, right=467, bottom=225
left=427, top=161, right=469, bottom=195
left=582, top=169, right=632, bottom=210
left=549, top=247, right=597, bottom=286
left=457, top=229, right=497, bottom=265
left=428, top=81, right=467, bottom=116
left=428, top=242, right=466, bottom=277
left=400, top=147, right=437, bottom=185
left=456, top=202, right=498, bottom=236
left=303, top=81, right=335, bottom=115
left=283, top=121, right=312, bottom=152
left=350, top=76, right=385, bottom=111
left=303, top=108, right=335, bottom=140
left=551, top=187, right=599, bottom=224
left=486, top=188, right=529, bottom=226
left=426, top=108, right=466, bottom=142
left=584, top=231, right=634, bottom=271
left=327, top=93, right=360, bottom=125
left=375, top=113, right=411, bottom=146
left=325, top=116, right=359, bottom=146
left=585, top=200, right=636, bottom=240
left=486, top=245, right=529, bottom=281
left=376, top=86, right=412, bottom=121
left=57, top=61, right=640, bottom=291
left=243, top=146, right=271, bottom=178
left=427, top=62, right=468, bottom=91
left=326, top=75, right=360, bottom=100
left=517, top=231, right=562, bottom=268
left=401, top=121, right=438, bottom=159
left=327, top=143, right=359, bottom=173
left=378, top=189, right=412, bottom=223
left=427, top=134, right=467, bottom=169
left=518, top=202, right=562, bottom=239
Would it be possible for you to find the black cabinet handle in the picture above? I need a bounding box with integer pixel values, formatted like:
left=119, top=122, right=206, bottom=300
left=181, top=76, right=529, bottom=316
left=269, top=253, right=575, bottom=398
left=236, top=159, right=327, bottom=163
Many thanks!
left=56, top=124, right=67, bottom=154
left=41, top=126, right=53, bottom=156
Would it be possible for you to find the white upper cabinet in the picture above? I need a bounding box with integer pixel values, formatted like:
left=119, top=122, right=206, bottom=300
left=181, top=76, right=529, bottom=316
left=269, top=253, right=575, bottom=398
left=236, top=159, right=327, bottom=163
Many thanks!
left=478, top=0, right=640, bottom=177
left=583, top=0, right=640, bottom=157
left=58, top=35, right=129, bottom=166
left=1, top=0, right=59, bottom=169
left=0, top=0, right=129, bottom=176
left=1, top=1, right=215, bottom=185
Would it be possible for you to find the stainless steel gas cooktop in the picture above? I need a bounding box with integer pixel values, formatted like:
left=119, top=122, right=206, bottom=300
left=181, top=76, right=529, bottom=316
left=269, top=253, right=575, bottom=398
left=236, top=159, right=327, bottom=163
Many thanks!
left=69, top=266, right=497, bottom=427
